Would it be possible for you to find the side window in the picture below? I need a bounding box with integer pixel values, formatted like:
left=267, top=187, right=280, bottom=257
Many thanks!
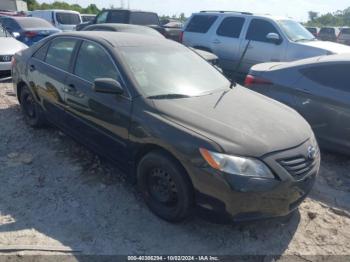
left=216, top=17, right=245, bottom=38
left=107, top=11, right=128, bottom=23
left=246, top=19, right=279, bottom=43
left=129, top=12, right=159, bottom=25
left=33, top=42, right=50, bottom=61
left=300, top=64, right=350, bottom=92
left=185, top=15, right=218, bottom=33
left=45, top=38, right=77, bottom=71
left=96, top=11, right=108, bottom=24
left=74, top=41, right=120, bottom=83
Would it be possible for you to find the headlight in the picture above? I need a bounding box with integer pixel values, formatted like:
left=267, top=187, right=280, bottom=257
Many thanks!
left=199, top=148, right=274, bottom=179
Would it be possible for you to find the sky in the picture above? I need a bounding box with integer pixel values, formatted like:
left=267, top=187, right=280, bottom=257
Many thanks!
left=38, top=0, right=350, bottom=22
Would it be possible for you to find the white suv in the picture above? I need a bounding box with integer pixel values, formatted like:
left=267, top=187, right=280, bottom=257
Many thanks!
left=182, top=11, right=350, bottom=75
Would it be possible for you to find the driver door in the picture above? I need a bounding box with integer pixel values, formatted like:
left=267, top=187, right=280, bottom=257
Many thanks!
left=64, top=40, right=132, bottom=165
left=241, top=18, right=286, bottom=73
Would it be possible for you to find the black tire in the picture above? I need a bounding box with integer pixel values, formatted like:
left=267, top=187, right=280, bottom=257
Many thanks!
left=19, top=86, right=46, bottom=128
left=137, top=150, right=194, bottom=222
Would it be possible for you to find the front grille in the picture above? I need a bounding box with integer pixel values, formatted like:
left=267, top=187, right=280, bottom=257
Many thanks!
left=0, top=55, right=12, bottom=62
left=278, top=152, right=319, bottom=180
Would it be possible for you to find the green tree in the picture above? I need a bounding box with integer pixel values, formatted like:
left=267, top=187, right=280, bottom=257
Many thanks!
left=308, top=11, right=318, bottom=22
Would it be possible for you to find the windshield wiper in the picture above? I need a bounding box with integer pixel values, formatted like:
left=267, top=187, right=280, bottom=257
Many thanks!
left=147, top=94, right=192, bottom=99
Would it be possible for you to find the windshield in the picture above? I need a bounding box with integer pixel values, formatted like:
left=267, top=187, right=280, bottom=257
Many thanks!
left=56, top=12, right=81, bottom=25
left=120, top=45, right=230, bottom=97
left=278, top=20, right=315, bottom=42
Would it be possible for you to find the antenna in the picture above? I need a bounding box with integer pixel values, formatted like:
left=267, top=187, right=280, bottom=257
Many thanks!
left=128, top=0, right=130, bottom=9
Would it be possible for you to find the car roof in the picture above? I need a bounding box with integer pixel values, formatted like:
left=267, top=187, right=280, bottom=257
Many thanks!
left=267, top=54, right=350, bottom=71
left=193, top=11, right=289, bottom=21
left=56, top=31, right=178, bottom=48
left=103, top=9, right=157, bottom=14
left=31, top=9, right=81, bottom=14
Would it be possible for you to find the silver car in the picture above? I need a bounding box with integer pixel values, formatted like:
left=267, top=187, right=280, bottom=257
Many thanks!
left=182, top=11, right=350, bottom=75
left=245, top=54, right=350, bottom=154
left=0, top=25, right=27, bottom=76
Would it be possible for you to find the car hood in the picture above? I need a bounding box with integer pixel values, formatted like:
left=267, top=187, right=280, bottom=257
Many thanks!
left=0, top=37, right=27, bottom=54
left=152, top=86, right=312, bottom=157
left=298, top=40, right=350, bottom=54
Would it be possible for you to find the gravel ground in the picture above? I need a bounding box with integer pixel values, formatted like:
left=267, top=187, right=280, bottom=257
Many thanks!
left=0, top=82, right=349, bottom=258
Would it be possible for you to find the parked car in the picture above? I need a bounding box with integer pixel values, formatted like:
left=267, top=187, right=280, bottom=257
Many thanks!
left=82, top=23, right=219, bottom=65
left=12, top=31, right=319, bottom=222
left=81, top=14, right=96, bottom=23
left=318, top=27, right=340, bottom=42
left=0, top=16, right=60, bottom=46
left=181, top=11, right=350, bottom=76
left=0, top=25, right=27, bottom=76
left=76, top=9, right=182, bottom=41
left=305, top=26, right=319, bottom=38
left=30, top=9, right=82, bottom=31
left=337, top=27, right=350, bottom=45
left=245, top=55, right=350, bottom=154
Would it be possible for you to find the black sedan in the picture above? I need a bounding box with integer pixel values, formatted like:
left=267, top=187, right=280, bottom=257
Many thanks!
left=12, top=32, right=319, bottom=222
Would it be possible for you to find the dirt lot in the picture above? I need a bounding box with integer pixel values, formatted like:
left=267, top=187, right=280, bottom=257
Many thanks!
left=0, top=82, right=349, bottom=258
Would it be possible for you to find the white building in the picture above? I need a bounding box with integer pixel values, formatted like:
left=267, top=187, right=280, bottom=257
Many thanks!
left=0, top=0, right=28, bottom=12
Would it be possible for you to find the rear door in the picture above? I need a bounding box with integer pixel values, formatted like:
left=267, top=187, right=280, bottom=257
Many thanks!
left=27, top=37, right=78, bottom=127
left=295, top=63, right=350, bottom=148
left=241, top=18, right=286, bottom=73
left=64, top=40, right=132, bottom=164
left=211, top=16, right=245, bottom=71
left=182, top=14, right=218, bottom=49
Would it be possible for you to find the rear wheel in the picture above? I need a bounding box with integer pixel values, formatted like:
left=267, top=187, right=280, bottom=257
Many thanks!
left=137, top=150, right=194, bottom=222
left=20, top=86, right=46, bottom=128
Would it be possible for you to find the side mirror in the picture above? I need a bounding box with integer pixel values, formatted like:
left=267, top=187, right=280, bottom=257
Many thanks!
left=12, top=32, right=20, bottom=38
left=266, top=32, right=282, bottom=45
left=93, top=78, right=124, bottom=94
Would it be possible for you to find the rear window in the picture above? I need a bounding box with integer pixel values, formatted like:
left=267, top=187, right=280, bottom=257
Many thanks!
left=108, top=11, right=129, bottom=23
left=341, top=28, right=350, bottom=35
left=185, top=15, right=218, bottom=33
left=16, top=17, right=54, bottom=29
left=320, top=28, right=335, bottom=34
left=56, top=12, right=81, bottom=25
left=307, top=28, right=317, bottom=34
left=130, top=12, right=159, bottom=25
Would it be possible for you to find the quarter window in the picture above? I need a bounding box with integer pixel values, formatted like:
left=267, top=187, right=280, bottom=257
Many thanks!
left=33, top=42, right=50, bottom=61
left=217, top=17, right=245, bottom=38
left=45, top=38, right=77, bottom=71
left=185, top=15, right=218, bottom=33
left=74, top=41, right=120, bottom=83
left=300, top=64, right=350, bottom=92
left=246, top=19, right=279, bottom=43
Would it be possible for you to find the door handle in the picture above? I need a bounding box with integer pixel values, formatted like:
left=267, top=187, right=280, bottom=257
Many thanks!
left=212, top=39, right=221, bottom=44
left=29, top=65, right=35, bottom=72
left=64, top=84, right=76, bottom=93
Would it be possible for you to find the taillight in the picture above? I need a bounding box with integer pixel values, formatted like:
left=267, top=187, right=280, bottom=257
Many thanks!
left=245, top=74, right=272, bottom=87
left=24, top=31, right=37, bottom=38
left=179, top=31, right=184, bottom=43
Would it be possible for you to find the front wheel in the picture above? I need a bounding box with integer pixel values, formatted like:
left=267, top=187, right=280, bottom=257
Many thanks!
left=20, top=86, right=46, bottom=128
left=137, top=150, right=194, bottom=222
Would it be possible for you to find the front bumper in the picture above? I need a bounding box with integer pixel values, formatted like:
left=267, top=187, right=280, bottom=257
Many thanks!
left=188, top=140, right=320, bottom=222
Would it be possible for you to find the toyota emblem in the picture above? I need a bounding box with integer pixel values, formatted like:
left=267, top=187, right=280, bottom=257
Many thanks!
left=307, top=146, right=316, bottom=160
